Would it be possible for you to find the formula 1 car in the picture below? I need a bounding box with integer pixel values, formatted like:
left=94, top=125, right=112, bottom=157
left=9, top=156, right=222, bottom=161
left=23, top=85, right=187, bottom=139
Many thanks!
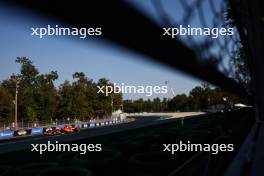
left=52, top=127, right=62, bottom=135
left=43, top=127, right=62, bottom=136
left=43, top=127, right=53, bottom=136
left=43, top=125, right=80, bottom=136
left=61, top=125, right=74, bottom=133
left=16, top=129, right=27, bottom=136
left=61, top=125, right=80, bottom=134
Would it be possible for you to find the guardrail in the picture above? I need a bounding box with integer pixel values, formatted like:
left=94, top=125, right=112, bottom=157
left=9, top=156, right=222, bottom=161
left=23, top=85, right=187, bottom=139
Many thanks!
left=0, top=118, right=130, bottom=140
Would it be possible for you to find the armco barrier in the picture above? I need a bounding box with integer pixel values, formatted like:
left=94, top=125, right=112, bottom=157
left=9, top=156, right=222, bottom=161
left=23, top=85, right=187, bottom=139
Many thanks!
left=0, top=118, right=128, bottom=139
left=0, top=131, right=14, bottom=139
left=31, top=128, right=43, bottom=135
left=89, top=123, right=95, bottom=128
left=26, top=129, right=31, bottom=135
left=57, top=124, right=65, bottom=129
left=76, top=124, right=83, bottom=128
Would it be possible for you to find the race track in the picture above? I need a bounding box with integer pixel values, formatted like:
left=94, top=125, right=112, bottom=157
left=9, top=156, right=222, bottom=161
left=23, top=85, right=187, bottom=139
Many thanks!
left=0, top=112, right=204, bottom=154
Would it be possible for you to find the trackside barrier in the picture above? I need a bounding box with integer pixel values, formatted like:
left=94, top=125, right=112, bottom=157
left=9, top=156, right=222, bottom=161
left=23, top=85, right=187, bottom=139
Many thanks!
left=31, top=128, right=44, bottom=135
left=0, top=131, right=14, bottom=139
left=26, top=129, right=31, bottom=135
left=76, top=124, right=83, bottom=128
left=89, top=123, right=95, bottom=128
left=57, top=124, right=65, bottom=128
left=100, top=121, right=105, bottom=126
left=0, top=119, right=129, bottom=139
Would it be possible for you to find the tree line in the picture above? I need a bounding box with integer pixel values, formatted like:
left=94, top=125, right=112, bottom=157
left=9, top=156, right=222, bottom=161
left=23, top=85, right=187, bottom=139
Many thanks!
left=0, top=57, right=122, bottom=123
left=123, top=83, right=247, bottom=113
left=0, top=57, right=249, bottom=123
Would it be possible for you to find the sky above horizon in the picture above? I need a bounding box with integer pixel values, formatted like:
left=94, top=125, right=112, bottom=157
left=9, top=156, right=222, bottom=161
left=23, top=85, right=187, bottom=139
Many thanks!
left=0, top=2, right=206, bottom=100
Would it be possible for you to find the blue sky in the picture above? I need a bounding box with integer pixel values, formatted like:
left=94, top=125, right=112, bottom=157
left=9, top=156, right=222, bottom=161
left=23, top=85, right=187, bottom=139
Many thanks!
left=0, top=2, right=206, bottom=100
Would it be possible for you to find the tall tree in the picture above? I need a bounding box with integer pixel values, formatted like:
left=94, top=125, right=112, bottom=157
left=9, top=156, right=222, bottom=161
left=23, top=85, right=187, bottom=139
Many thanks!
left=0, top=86, right=14, bottom=122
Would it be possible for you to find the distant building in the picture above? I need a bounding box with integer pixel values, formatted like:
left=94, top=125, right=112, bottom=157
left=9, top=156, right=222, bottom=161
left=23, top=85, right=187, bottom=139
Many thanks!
left=112, top=109, right=126, bottom=120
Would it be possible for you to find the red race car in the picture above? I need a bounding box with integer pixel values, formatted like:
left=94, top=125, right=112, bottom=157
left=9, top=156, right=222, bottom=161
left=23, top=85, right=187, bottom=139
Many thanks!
left=44, top=125, right=80, bottom=136
left=61, top=125, right=80, bottom=134
left=61, top=125, right=74, bottom=133
left=43, top=127, right=62, bottom=136
left=53, top=127, right=62, bottom=135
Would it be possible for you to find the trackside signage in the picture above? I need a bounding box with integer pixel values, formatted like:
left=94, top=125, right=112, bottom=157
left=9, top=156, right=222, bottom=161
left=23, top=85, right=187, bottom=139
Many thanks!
left=0, top=131, right=14, bottom=138
left=31, top=128, right=44, bottom=135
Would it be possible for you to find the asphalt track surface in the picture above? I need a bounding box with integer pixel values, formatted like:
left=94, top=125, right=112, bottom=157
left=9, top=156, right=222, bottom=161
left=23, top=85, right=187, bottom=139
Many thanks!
left=0, top=112, right=204, bottom=154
